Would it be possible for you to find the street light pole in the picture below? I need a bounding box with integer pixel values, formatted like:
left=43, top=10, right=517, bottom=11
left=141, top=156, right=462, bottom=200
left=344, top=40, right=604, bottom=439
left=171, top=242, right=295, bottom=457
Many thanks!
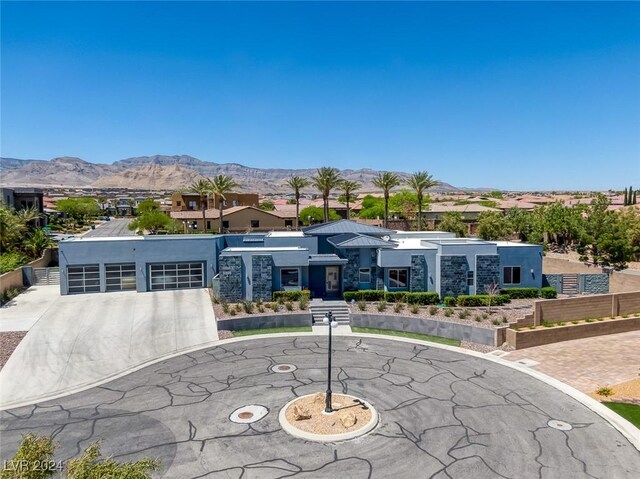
left=323, top=311, right=338, bottom=413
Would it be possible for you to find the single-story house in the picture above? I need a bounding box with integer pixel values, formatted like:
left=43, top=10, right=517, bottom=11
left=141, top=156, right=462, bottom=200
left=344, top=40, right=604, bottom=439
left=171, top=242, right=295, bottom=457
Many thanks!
left=58, top=220, right=542, bottom=299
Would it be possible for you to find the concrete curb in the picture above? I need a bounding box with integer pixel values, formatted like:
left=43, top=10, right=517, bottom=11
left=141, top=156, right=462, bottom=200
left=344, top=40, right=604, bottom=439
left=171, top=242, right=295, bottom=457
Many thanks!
left=278, top=393, right=378, bottom=442
left=1, top=331, right=638, bottom=452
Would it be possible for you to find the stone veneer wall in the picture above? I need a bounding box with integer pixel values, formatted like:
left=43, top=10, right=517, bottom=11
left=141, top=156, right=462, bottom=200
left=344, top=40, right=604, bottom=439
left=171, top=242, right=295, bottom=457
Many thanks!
left=579, top=274, right=609, bottom=294
left=543, top=274, right=563, bottom=292
left=410, top=255, right=426, bottom=292
left=475, top=255, right=500, bottom=294
left=219, top=255, right=243, bottom=301
left=341, top=249, right=360, bottom=291
left=440, top=255, right=468, bottom=297
left=251, top=255, right=273, bottom=301
left=369, top=249, right=378, bottom=290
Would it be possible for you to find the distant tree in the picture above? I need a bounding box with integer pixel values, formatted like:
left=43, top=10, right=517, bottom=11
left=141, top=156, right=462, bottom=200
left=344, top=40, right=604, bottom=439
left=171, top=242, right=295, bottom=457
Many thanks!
left=358, top=195, right=385, bottom=220
left=209, top=175, right=239, bottom=233
left=439, top=212, right=467, bottom=237
left=259, top=200, right=275, bottom=211
left=623, top=187, right=629, bottom=206
left=488, top=191, right=504, bottom=199
left=128, top=211, right=171, bottom=234
left=633, top=190, right=637, bottom=205
left=506, top=207, right=534, bottom=242
left=96, top=196, right=108, bottom=214
left=136, top=199, right=160, bottom=214
left=338, top=180, right=361, bottom=220
left=476, top=211, right=511, bottom=240
left=405, top=171, right=439, bottom=230
left=286, top=175, right=310, bottom=230
left=54, top=198, right=100, bottom=223
left=478, top=200, right=498, bottom=208
left=299, top=205, right=340, bottom=225
left=311, top=167, right=342, bottom=223
left=372, top=172, right=401, bottom=228
left=190, top=178, right=211, bottom=227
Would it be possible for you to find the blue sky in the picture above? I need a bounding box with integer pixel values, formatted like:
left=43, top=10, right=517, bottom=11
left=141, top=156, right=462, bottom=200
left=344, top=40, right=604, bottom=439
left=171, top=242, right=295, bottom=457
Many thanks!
left=2, top=1, right=639, bottom=190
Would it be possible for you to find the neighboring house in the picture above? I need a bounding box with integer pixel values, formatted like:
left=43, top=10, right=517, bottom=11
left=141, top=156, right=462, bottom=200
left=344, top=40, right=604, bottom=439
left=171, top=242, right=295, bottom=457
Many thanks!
left=170, top=205, right=293, bottom=232
left=59, top=220, right=542, bottom=299
left=170, top=191, right=259, bottom=212
left=0, top=187, right=46, bottom=227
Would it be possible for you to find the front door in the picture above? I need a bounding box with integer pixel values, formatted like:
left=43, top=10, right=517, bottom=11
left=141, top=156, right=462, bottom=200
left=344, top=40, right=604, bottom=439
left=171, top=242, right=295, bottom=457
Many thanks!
left=326, top=266, right=340, bottom=294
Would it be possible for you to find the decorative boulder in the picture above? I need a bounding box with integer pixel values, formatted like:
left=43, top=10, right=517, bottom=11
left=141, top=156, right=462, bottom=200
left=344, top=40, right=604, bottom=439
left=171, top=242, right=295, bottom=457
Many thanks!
left=340, top=412, right=357, bottom=428
left=292, top=404, right=311, bottom=421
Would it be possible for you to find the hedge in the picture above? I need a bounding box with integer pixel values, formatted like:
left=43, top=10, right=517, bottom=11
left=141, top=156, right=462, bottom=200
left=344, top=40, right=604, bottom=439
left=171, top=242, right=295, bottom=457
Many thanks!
left=540, top=287, right=557, bottom=299
left=443, top=296, right=457, bottom=307
left=343, top=290, right=440, bottom=305
left=501, top=287, right=541, bottom=299
left=272, top=290, right=311, bottom=301
left=456, top=294, right=511, bottom=307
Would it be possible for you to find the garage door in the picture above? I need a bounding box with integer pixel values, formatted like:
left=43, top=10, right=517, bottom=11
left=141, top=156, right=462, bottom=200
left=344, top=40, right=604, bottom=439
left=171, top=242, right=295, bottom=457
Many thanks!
left=105, top=263, right=136, bottom=292
left=149, top=262, right=204, bottom=291
left=67, top=265, right=100, bottom=294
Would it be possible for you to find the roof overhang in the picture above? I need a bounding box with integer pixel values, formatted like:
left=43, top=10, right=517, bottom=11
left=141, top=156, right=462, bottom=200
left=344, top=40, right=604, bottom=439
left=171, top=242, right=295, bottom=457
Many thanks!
left=308, top=254, right=349, bottom=266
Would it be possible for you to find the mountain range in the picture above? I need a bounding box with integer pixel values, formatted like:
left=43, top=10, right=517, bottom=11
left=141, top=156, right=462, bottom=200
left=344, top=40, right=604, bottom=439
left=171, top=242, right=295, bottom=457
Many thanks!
left=0, top=155, right=471, bottom=193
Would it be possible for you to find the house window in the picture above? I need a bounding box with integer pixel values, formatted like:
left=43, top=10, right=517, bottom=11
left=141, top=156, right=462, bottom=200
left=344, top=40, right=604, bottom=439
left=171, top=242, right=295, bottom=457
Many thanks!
left=388, top=268, right=408, bottom=289
left=281, top=268, right=299, bottom=287
left=503, top=266, right=521, bottom=285
left=251, top=220, right=259, bottom=228
left=359, top=268, right=371, bottom=283
left=176, top=201, right=182, bottom=206
left=285, top=220, right=293, bottom=227
left=467, top=270, right=474, bottom=286
left=188, top=201, right=196, bottom=210
left=222, top=220, right=229, bottom=228
left=206, top=221, right=211, bottom=230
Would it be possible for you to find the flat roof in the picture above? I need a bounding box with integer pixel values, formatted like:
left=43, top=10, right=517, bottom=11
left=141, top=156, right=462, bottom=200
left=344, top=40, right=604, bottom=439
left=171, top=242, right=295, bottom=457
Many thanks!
left=61, top=234, right=220, bottom=242
left=392, top=238, right=438, bottom=250
left=221, top=247, right=308, bottom=253
left=494, top=241, right=540, bottom=247
left=266, top=231, right=306, bottom=237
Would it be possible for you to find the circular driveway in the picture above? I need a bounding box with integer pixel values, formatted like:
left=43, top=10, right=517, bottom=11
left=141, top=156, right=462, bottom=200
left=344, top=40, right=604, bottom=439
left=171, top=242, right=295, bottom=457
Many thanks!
left=1, top=336, right=638, bottom=478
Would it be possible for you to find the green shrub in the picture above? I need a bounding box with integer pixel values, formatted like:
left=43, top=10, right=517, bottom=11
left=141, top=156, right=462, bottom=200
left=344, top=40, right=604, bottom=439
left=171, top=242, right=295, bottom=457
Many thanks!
left=229, top=309, right=237, bottom=316
left=385, top=291, right=407, bottom=303
left=405, top=292, right=440, bottom=305
left=444, top=308, right=453, bottom=317
left=299, top=296, right=309, bottom=310
left=492, top=319, right=500, bottom=325
left=557, top=322, right=565, bottom=326
left=393, top=302, right=405, bottom=313
left=443, top=296, right=457, bottom=307
left=241, top=300, right=254, bottom=314
left=456, top=295, right=511, bottom=307
left=0, top=287, right=24, bottom=306
left=211, top=294, right=220, bottom=304
left=596, top=386, right=614, bottom=397
left=482, top=313, right=489, bottom=320
left=410, top=304, right=420, bottom=314
left=357, top=300, right=367, bottom=311
left=571, top=320, right=579, bottom=324
left=222, top=301, right=230, bottom=314
left=0, top=252, right=26, bottom=274
left=541, top=321, right=554, bottom=327
left=285, top=301, right=294, bottom=311
left=540, top=287, right=557, bottom=299
left=235, top=303, right=242, bottom=312
left=474, top=315, right=482, bottom=322
left=343, top=290, right=385, bottom=302
left=502, top=316, right=508, bottom=324
left=257, top=305, right=265, bottom=313
left=273, top=290, right=310, bottom=302
left=376, top=300, right=387, bottom=312
left=597, top=318, right=604, bottom=321
left=458, top=309, right=470, bottom=319
left=585, top=318, right=594, bottom=323
left=255, top=298, right=263, bottom=307
left=429, top=305, right=438, bottom=315
left=501, top=287, right=540, bottom=299
left=270, top=302, right=279, bottom=312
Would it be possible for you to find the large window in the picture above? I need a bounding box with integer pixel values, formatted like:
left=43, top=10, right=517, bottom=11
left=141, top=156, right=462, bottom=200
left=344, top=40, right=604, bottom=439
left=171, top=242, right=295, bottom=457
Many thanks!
left=105, top=263, right=136, bottom=291
left=503, top=266, right=521, bottom=285
left=149, top=263, right=204, bottom=290
left=67, top=265, right=100, bottom=294
left=281, top=268, right=299, bottom=287
left=359, top=268, right=371, bottom=283
left=251, top=220, right=260, bottom=228
left=388, top=268, right=408, bottom=289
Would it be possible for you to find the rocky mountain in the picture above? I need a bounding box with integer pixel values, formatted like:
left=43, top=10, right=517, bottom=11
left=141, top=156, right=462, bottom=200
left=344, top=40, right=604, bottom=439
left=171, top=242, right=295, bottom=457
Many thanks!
left=0, top=154, right=468, bottom=193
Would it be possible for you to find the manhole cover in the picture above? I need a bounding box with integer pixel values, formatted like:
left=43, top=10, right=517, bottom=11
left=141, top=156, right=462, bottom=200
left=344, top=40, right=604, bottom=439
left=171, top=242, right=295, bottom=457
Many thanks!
left=272, top=364, right=297, bottom=373
left=548, top=419, right=573, bottom=431
left=230, top=405, right=268, bottom=424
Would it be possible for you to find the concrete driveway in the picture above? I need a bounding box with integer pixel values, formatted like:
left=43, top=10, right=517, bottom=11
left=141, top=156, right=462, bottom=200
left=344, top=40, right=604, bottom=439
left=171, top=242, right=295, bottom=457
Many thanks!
left=0, top=287, right=218, bottom=409
left=84, top=218, right=135, bottom=237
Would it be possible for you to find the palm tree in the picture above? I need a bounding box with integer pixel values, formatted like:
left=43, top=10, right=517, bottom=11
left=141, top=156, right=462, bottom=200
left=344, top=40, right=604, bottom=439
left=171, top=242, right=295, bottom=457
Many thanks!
left=96, top=196, right=108, bottom=215
left=24, top=229, right=55, bottom=258
left=209, top=175, right=239, bottom=233
left=286, top=175, right=310, bottom=230
left=405, top=171, right=439, bottom=230
left=311, top=167, right=342, bottom=223
left=339, top=180, right=361, bottom=220
left=190, top=178, right=211, bottom=230
left=372, top=172, right=401, bottom=228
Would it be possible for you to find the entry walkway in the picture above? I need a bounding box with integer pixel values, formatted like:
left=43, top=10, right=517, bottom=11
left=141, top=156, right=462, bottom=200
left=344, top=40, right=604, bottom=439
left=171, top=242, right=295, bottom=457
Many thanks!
left=0, top=288, right=218, bottom=409
left=503, top=330, right=640, bottom=394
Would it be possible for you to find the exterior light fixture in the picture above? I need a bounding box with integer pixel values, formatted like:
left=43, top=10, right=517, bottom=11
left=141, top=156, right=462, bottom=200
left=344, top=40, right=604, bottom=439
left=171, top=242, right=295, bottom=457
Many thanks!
left=322, top=311, right=339, bottom=413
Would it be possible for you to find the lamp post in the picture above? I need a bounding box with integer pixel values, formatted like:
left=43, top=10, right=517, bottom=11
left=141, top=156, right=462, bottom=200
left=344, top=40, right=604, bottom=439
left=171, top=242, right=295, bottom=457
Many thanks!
left=323, top=311, right=338, bottom=413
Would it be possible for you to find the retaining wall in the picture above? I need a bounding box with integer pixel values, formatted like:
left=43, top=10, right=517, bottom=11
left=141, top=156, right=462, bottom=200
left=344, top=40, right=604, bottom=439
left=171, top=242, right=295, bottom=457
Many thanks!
left=506, top=317, right=640, bottom=349
left=0, top=248, right=55, bottom=295
left=350, top=313, right=498, bottom=346
left=216, top=313, right=312, bottom=331
left=534, top=291, right=640, bottom=325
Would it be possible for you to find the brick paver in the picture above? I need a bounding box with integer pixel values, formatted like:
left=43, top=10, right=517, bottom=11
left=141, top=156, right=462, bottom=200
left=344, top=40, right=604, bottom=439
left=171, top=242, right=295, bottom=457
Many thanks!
left=504, top=330, right=640, bottom=394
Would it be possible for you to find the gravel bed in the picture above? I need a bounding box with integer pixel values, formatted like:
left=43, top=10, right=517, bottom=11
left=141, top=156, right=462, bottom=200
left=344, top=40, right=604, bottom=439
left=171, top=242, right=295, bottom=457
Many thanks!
left=217, top=330, right=235, bottom=340
left=0, top=331, right=27, bottom=369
